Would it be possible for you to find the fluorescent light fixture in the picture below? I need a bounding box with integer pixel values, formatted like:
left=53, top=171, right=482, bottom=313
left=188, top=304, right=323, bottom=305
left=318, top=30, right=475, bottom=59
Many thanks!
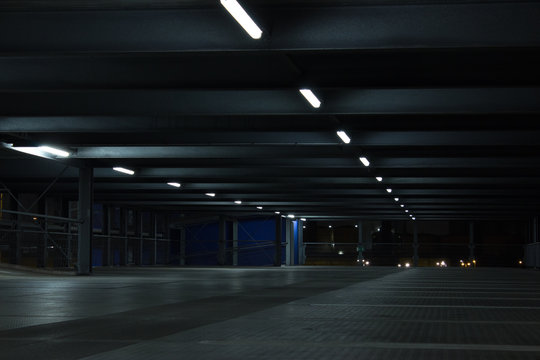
left=338, top=250, right=344, bottom=255
left=386, top=188, right=392, bottom=193
left=329, top=225, right=332, bottom=228
left=234, top=200, right=242, bottom=205
left=303, top=226, right=306, bottom=229
left=299, top=89, right=321, bottom=108
left=412, top=217, right=416, bottom=220
left=220, top=0, right=262, bottom=39
left=355, top=224, right=358, bottom=228
left=409, top=214, right=413, bottom=217
left=205, top=193, right=216, bottom=197
left=6, top=143, right=70, bottom=159
left=405, top=210, right=409, bottom=213
left=256, top=206, right=263, bottom=210
left=39, top=146, right=70, bottom=158
left=167, top=182, right=181, bottom=188
left=394, top=197, right=399, bottom=202
left=113, top=167, right=135, bottom=175
left=275, top=211, right=280, bottom=214
left=287, top=214, right=295, bottom=218
left=359, top=157, right=370, bottom=167
left=336, top=130, right=351, bottom=144
left=400, top=204, right=404, bottom=208
left=300, top=218, right=307, bottom=222
left=376, top=177, right=383, bottom=182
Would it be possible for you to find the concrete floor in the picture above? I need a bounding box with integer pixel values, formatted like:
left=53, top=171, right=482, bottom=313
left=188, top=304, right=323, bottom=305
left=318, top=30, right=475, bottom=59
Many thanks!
left=1, top=266, right=540, bottom=360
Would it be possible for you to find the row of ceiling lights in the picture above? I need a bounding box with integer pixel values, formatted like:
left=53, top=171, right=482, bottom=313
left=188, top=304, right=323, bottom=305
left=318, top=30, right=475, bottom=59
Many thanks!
left=220, top=0, right=416, bottom=221
left=5, top=1, right=415, bottom=222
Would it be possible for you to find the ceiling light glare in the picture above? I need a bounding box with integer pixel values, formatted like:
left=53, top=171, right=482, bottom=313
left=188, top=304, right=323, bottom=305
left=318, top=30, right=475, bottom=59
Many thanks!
left=167, top=182, right=181, bottom=188
left=205, top=193, right=216, bottom=197
left=394, top=197, right=399, bottom=202
left=300, top=218, right=307, bottom=222
left=386, top=188, right=392, bottom=193
left=113, top=167, right=135, bottom=175
left=275, top=211, right=281, bottom=214
left=39, top=146, right=70, bottom=158
left=409, top=214, right=413, bottom=217
left=220, top=0, right=263, bottom=39
left=234, top=200, right=242, bottom=205
left=376, top=177, right=383, bottom=182
left=329, top=225, right=332, bottom=228
left=299, top=89, right=321, bottom=108
left=412, top=217, right=416, bottom=220
left=405, top=210, right=409, bottom=213
left=400, top=204, right=404, bottom=208
left=256, top=206, right=263, bottom=210
left=359, top=157, right=370, bottom=167
left=287, top=214, right=295, bottom=218
left=336, top=130, right=351, bottom=144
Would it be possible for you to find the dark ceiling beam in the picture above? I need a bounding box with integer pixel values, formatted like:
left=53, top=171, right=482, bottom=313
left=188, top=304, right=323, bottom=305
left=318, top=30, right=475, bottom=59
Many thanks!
left=7, top=130, right=540, bottom=147
left=1, top=88, right=540, bottom=116
left=4, top=115, right=540, bottom=133
left=0, top=3, right=539, bottom=54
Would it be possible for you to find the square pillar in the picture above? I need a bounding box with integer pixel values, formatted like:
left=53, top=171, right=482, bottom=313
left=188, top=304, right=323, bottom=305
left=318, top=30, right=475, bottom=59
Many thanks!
left=298, top=221, right=305, bottom=265
left=77, top=167, right=93, bottom=275
left=218, top=216, right=227, bottom=265
left=274, top=216, right=282, bottom=266
left=232, top=219, right=238, bottom=266
left=469, top=221, right=475, bottom=261
left=413, top=222, right=419, bottom=267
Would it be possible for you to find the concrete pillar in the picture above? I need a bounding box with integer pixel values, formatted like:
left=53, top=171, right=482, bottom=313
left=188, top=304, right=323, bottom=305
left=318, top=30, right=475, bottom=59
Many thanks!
left=357, top=221, right=364, bottom=263
left=152, top=213, right=158, bottom=265
left=218, top=216, right=227, bottom=265
left=179, top=227, right=186, bottom=266
left=104, top=206, right=111, bottom=266
left=532, top=216, right=538, bottom=243
left=469, top=221, right=475, bottom=261
left=298, top=221, right=305, bottom=265
left=285, top=219, right=295, bottom=266
left=232, top=219, right=238, bottom=266
left=413, top=222, right=419, bottom=267
left=274, top=216, right=282, bottom=266
left=138, top=211, right=143, bottom=265
left=77, top=167, right=93, bottom=275
left=40, top=199, right=48, bottom=268
left=121, top=208, right=128, bottom=266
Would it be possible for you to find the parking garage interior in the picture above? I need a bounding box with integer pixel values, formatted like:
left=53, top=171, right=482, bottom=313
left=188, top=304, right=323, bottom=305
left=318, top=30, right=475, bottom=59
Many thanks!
left=1, top=0, right=540, bottom=359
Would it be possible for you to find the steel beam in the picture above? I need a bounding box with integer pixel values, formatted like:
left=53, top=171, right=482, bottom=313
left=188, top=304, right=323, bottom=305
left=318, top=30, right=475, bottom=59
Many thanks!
left=1, top=88, right=540, bottom=116
left=0, top=3, right=539, bottom=53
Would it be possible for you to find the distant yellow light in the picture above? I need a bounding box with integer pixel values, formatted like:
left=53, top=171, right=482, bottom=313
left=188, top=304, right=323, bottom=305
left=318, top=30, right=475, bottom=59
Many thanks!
left=467, top=262, right=471, bottom=266
left=519, top=260, right=523, bottom=265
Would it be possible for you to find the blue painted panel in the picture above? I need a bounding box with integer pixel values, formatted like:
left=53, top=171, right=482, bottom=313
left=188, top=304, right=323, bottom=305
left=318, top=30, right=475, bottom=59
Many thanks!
left=92, top=248, right=102, bottom=266
left=113, top=250, right=120, bottom=265
left=238, top=218, right=276, bottom=266
left=185, top=222, right=219, bottom=265
left=281, top=218, right=286, bottom=264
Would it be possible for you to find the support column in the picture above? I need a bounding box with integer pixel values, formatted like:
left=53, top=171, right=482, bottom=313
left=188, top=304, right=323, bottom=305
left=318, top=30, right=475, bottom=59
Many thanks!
left=218, top=216, right=226, bottom=265
left=274, top=216, right=282, bottom=266
left=298, top=221, right=305, bottom=265
left=41, top=199, right=48, bottom=268
left=413, top=222, right=419, bottom=267
left=179, top=227, right=186, bottom=266
left=138, top=211, right=143, bottom=265
left=104, top=206, right=111, bottom=266
left=152, top=213, right=157, bottom=265
left=285, top=218, right=293, bottom=265
left=357, top=221, right=364, bottom=263
left=469, top=221, right=475, bottom=261
left=232, top=219, right=238, bottom=266
left=121, top=208, right=128, bottom=266
left=532, top=216, right=538, bottom=244
left=77, top=167, right=93, bottom=275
